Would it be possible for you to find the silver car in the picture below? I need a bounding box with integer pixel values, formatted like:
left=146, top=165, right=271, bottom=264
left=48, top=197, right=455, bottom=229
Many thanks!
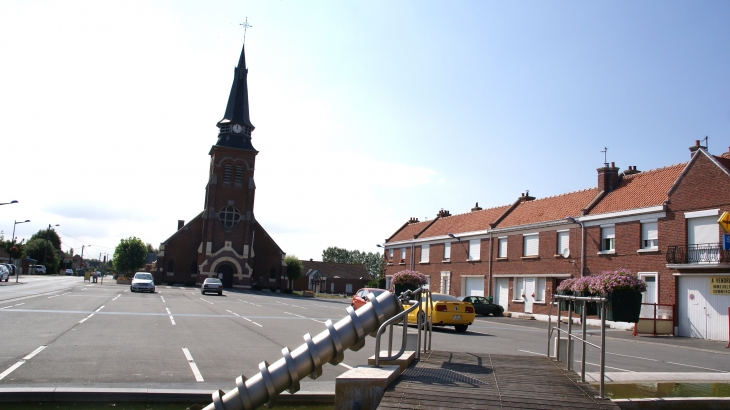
left=0, top=265, right=8, bottom=282
left=130, top=272, right=156, bottom=293
left=201, top=278, right=223, bottom=295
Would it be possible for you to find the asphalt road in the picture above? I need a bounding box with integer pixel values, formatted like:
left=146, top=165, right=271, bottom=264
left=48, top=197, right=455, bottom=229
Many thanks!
left=0, top=276, right=728, bottom=393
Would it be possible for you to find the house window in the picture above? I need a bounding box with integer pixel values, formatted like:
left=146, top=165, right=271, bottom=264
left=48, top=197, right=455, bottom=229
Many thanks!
left=523, top=234, right=539, bottom=257
left=557, top=231, right=569, bottom=256
left=498, top=237, right=508, bottom=258
left=218, top=205, right=242, bottom=228
left=443, top=242, right=451, bottom=261
left=601, top=226, right=615, bottom=252
left=190, top=261, right=197, bottom=275
left=514, top=277, right=524, bottom=301
left=385, top=275, right=393, bottom=291
left=345, top=283, right=353, bottom=293
left=440, top=271, right=451, bottom=294
left=270, top=267, right=277, bottom=280
left=535, top=277, right=546, bottom=301
left=400, top=248, right=406, bottom=264
left=167, top=260, right=174, bottom=273
left=468, top=239, right=480, bottom=261
left=388, top=248, right=394, bottom=263
left=420, top=244, right=430, bottom=263
left=641, top=221, right=658, bottom=249
left=223, top=164, right=232, bottom=185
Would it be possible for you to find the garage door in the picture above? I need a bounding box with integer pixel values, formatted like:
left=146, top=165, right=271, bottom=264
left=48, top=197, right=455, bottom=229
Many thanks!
left=464, top=277, right=484, bottom=297
left=678, top=275, right=729, bottom=342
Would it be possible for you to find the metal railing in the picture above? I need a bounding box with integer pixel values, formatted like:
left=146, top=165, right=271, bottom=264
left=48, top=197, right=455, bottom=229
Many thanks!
left=666, top=243, right=730, bottom=264
left=633, top=303, right=675, bottom=337
left=547, top=294, right=608, bottom=398
left=373, top=287, right=432, bottom=366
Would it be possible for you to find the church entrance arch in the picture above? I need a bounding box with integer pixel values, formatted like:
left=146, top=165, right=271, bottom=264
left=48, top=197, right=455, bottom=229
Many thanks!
left=217, top=264, right=234, bottom=288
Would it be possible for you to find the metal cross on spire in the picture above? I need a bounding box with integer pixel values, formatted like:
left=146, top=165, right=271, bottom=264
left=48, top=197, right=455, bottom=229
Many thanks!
left=239, top=17, right=252, bottom=44
left=601, top=147, right=608, bottom=167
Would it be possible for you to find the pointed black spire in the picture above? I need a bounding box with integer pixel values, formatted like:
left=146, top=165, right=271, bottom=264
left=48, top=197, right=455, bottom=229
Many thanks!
left=216, top=42, right=256, bottom=150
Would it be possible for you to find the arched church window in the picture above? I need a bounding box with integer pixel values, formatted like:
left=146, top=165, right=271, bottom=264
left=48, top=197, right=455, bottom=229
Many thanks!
left=190, top=261, right=198, bottom=275
left=218, top=205, right=242, bottom=228
left=234, top=165, right=244, bottom=186
left=167, top=260, right=174, bottom=273
left=223, top=164, right=232, bottom=185
left=270, top=267, right=277, bottom=280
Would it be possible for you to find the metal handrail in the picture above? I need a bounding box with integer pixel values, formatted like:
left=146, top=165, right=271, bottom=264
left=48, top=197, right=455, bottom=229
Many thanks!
left=373, top=287, right=432, bottom=367
left=547, top=294, right=608, bottom=399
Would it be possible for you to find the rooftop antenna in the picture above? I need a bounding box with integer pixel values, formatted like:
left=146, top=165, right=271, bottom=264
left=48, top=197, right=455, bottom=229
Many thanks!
left=600, top=147, right=608, bottom=167
left=702, top=136, right=709, bottom=151
left=239, top=17, right=252, bottom=44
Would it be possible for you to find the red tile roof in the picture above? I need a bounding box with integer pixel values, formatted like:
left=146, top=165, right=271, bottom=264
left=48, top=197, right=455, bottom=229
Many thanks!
left=388, top=220, right=431, bottom=242
left=495, top=188, right=600, bottom=228
left=714, top=155, right=730, bottom=171
left=588, top=163, right=686, bottom=215
left=419, top=205, right=511, bottom=238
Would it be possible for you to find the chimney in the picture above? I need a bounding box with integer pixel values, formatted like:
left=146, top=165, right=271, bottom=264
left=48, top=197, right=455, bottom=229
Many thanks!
left=177, top=220, right=185, bottom=230
left=623, top=165, right=641, bottom=176
left=597, top=162, right=620, bottom=192
left=689, top=140, right=706, bottom=158
left=721, top=146, right=730, bottom=159
left=519, top=191, right=535, bottom=202
left=437, top=209, right=451, bottom=217
left=471, top=202, right=482, bottom=212
left=408, top=217, right=420, bottom=224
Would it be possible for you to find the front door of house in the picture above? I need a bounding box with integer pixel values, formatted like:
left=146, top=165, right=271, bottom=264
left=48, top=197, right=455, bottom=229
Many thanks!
left=495, top=278, right=509, bottom=312
left=524, top=277, right=535, bottom=313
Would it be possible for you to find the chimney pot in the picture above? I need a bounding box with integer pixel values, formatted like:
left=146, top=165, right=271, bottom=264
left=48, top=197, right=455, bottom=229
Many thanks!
left=696, top=140, right=700, bottom=147
left=177, top=220, right=185, bottom=230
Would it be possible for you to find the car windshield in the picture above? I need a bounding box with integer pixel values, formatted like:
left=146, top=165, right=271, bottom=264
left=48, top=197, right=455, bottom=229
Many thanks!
left=368, top=290, right=385, bottom=296
left=134, top=273, right=153, bottom=280
left=431, top=294, right=460, bottom=302
left=205, top=279, right=222, bottom=284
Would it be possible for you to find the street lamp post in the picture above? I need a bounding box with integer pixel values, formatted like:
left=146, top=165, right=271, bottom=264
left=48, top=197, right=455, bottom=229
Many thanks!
left=10, top=219, right=30, bottom=283
left=80, top=244, right=91, bottom=279
left=0, top=200, right=19, bottom=206
left=42, top=224, right=60, bottom=273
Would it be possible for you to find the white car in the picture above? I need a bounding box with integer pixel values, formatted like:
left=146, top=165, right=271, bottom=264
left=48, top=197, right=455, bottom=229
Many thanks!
left=33, top=265, right=47, bottom=274
left=201, top=278, right=223, bottom=295
left=0, top=265, right=8, bottom=282
left=130, top=272, right=156, bottom=293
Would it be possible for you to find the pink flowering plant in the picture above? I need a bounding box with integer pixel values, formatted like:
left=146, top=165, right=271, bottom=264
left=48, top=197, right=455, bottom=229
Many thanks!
left=588, top=268, right=646, bottom=294
left=556, top=278, right=575, bottom=292
left=391, top=270, right=428, bottom=287
left=569, top=276, right=597, bottom=293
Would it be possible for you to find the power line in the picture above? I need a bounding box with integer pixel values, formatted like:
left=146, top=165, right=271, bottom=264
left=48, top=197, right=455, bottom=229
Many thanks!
left=55, top=229, right=115, bottom=250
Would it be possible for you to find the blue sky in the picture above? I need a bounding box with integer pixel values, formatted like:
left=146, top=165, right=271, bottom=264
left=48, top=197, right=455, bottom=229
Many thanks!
left=1, top=1, right=729, bottom=261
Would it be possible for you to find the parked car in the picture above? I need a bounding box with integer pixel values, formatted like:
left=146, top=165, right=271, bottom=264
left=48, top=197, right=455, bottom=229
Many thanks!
left=130, top=272, right=156, bottom=293
left=2, top=264, right=17, bottom=276
left=0, top=265, right=9, bottom=282
left=404, top=293, right=475, bottom=333
left=351, top=288, right=387, bottom=310
left=201, top=278, right=223, bottom=295
left=65, top=269, right=74, bottom=276
left=458, top=295, right=504, bottom=316
left=33, top=265, right=46, bottom=274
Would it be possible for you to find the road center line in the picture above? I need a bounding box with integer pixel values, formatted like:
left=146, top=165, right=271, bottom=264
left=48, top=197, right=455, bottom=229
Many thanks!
left=283, top=312, right=305, bottom=318
left=160, top=296, right=166, bottom=303
left=112, top=294, right=121, bottom=301
left=0, top=345, right=47, bottom=381
left=200, top=298, right=213, bottom=305
left=166, top=308, right=176, bottom=325
left=182, top=347, right=204, bottom=382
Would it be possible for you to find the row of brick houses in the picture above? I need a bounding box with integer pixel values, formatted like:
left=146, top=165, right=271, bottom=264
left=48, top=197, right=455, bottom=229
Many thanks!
left=382, top=141, right=730, bottom=342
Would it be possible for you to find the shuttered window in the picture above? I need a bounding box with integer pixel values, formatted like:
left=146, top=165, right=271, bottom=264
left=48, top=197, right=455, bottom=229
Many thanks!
left=536, top=277, right=546, bottom=301
left=400, top=248, right=406, bottom=263
left=523, top=234, right=539, bottom=256
left=443, top=242, right=451, bottom=260
left=557, top=231, right=569, bottom=256
left=420, top=245, right=430, bottom=263
left=601, top=226, right=615, bottom=251
left=641, top=222, right=658, bottom=249
left=388, top=248, right=394, bottom=262
left=514, top=277, right=524, bottom=301
left=468, top=239, right=480, bottom=261
left=498, top=238, right=508, bottom=258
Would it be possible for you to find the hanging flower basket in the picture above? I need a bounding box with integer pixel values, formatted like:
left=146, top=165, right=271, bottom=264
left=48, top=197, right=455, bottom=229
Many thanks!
left=391, top=270, right=427, bottom=296
left=589, top=268, right=646, bottom=323
left=555, top=279, right=575, bottom=311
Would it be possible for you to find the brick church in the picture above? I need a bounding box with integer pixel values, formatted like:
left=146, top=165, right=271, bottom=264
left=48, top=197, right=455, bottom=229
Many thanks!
left=155, top=41, right=285, bottom=289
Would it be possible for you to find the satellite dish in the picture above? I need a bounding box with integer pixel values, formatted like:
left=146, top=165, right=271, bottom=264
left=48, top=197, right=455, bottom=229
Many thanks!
left=562, top=248, right=570, bottom=258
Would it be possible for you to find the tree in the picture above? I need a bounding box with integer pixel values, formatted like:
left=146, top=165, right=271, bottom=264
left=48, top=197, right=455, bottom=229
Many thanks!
left=113, top=237, right=147, bottom=275
left=29, top=229, right=61, bottom=251
left=284, top=254, right=303, bottom=290
left=24, top=238, right=59, bottom=274
left=146, top=243, right=159, bottom=254
left=321, top=246, right=386, bottom=280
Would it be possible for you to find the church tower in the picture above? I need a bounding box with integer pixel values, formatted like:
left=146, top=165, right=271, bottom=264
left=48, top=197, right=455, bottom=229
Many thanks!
left=157, top=40, right=285, bottom=290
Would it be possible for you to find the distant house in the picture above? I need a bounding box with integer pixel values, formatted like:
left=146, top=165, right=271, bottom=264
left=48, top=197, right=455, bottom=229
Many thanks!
left=0, top=248, right=9, bottom=263
left=292, top=260, right=372, bottom=295
left=144, top=252, right=157, bottom=273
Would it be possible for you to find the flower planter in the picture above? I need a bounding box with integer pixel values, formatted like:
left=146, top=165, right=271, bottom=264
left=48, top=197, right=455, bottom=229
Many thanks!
left=604, top=290, right=643, bottom=323
left=394, top=283, right=418, bottom=296
left=556, top=291, right=573, bottom=312
left=574, top=292, right=598, bottom=316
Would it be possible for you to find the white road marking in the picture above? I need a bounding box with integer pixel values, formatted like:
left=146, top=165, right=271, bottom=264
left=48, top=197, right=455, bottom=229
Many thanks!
left=181, top=287, right=187, bottom=290
left=15, top=303, right=24, bottom=307
left=516, top=349, right=543, bottom=355
left=160, top=296, right=165, bottom=303
left=182, top=347, right=204, bottom=382
left=79, top=306, right=105, bottom=324
left=166, top=308, right=176, bottom=325
left=0, top=345, right=47, bottom=381
left=283, top=312, right=305, bottom=318
left=48, top=295, right=59, bottom=299
left=199, top=298, right=213, bottom=305
left=227, top=310, right=262, bottom=327
left=238, top=299, right=262, bottom=307
left=311, top=319, right=325, bottom=324
left=166, top=286, right=171, bottom=289
left=605, top=351, right=728, bottom=373
left=583, top=362, right=634, bottom=372
left=339, top=363, right=353, bottom=370
left=112, top=294, right=121, bottom=301
left=1, top=306, right=11, bottom=309
left=251, top=321, right=263, bottom=327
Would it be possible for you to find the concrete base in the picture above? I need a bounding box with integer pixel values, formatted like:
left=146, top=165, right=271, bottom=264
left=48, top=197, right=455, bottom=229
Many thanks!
left=367, top=350, right=416, bottom=373
left=614, top=397, right=730, bottom=410
left=334, top=365, right=400, bottom=410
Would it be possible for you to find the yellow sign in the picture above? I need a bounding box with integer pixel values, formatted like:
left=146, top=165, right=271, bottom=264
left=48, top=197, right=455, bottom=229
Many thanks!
left=718, top=211, right=730, bottom=233
left=710, top=276, right=730, bottom=295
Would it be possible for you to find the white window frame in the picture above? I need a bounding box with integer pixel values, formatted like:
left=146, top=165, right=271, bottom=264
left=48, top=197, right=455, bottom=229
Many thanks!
left=600, top=225, right=615, bottom=253
left=498, top=237, right=508, bottom=258
left=468, top=239, right=481, bottom=261
left=443, top=242, right=451, bottom=261
left=440, top=271, right=451, bottom=294
left=420, top=244, right=430, bottom=263
left=535, top=277, right=546, bottom=302
left=513, top=277, right=524, bottom=301
left=557, top=230, right=569, bottom=256
left=388, top=248, right=394, bottom=262
left=641, top=220, right=658, bottom=250
left=345, top=283, right=353, bottom=294
left=523, top=233, right=539, bottom=257
left=385, top=275, right=393, bottom=291
left=638, top=272, right=658, bottom=302
left=400, top=248, right=406, bottom=264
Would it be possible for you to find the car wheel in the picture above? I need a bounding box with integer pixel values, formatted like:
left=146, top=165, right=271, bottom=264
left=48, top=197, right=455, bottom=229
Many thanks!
left=493, top=308, right=503, bottom=317
left=454, top=324, right=468, bottom=333
left=201, top=290, right=205, bottom=295
left=218, top=292, right=222, bottom=296
left=130, top=287, right=134, bottom=292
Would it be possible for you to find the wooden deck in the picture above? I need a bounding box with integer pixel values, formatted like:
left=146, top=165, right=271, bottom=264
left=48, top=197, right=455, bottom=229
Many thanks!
left=377, top=351, right=620, bottom=410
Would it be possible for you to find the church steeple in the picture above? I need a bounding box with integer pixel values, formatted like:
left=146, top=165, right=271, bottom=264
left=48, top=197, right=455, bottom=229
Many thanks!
left=216, top=42, right=256, bottom=150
